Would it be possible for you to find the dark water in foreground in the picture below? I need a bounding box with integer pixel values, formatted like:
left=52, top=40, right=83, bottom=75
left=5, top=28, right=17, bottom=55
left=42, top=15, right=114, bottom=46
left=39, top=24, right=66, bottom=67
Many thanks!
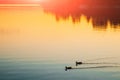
left=0, top=58, right=120, bottom=80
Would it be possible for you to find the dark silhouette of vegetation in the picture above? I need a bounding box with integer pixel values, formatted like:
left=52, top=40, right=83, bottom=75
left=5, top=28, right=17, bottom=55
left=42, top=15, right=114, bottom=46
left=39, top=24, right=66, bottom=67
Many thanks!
left=41, top=0, right=120, bottom=28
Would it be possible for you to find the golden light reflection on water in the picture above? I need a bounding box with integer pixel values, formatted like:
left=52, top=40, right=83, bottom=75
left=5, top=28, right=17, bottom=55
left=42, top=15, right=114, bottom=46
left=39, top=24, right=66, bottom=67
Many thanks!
left=0, top=7, right=120, bottom=61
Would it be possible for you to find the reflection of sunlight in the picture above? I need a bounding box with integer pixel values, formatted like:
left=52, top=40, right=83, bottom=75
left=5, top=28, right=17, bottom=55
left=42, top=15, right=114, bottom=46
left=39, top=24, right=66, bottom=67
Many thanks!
left=0, top=7, right=120, bottom=33
left=0, top=7, right=120, bottom=61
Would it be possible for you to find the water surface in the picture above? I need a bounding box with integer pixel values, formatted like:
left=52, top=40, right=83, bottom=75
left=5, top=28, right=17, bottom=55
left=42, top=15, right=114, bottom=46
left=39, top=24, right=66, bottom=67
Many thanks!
left=0, top=7, right=120, bottom=80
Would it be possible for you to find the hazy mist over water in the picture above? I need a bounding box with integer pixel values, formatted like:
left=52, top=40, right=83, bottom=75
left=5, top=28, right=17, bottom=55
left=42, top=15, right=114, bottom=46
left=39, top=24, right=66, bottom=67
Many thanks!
left=0, top=4, right=120, bottom=80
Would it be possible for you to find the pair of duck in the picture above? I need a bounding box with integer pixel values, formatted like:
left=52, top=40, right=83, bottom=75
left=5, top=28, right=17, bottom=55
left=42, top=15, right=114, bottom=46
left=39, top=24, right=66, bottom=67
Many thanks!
left=65, top=61, right=120, bottom=71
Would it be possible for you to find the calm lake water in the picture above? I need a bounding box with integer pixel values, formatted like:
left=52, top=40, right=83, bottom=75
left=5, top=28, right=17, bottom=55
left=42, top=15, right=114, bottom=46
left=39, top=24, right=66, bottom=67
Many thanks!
left=0, top=7, right=120, bottom=80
